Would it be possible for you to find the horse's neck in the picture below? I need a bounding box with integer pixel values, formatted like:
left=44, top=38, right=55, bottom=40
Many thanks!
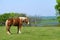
left=19, top=17, right=26, bottom=20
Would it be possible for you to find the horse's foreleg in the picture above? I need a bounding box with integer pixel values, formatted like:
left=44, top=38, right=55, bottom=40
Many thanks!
left=19, top=26, right=22, bottom=33
left=17, top=26, right=19, bottom=34
left=17, top=26, right=22, bottom=34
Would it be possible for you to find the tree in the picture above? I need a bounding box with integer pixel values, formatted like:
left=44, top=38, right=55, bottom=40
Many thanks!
left=56, top=0, right=60, bottom=4
left=55, top=0, right=60, bottom=24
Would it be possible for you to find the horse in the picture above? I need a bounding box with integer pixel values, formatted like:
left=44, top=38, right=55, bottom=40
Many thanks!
left=5, top=17, right=29, bottom=35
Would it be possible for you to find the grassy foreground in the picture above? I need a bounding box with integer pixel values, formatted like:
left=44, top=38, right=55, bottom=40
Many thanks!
left=0, top=26, right=60, bottom=40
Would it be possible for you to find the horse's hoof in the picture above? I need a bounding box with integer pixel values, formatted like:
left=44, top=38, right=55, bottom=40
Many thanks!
left=19, top=32, right=21, bottom=34
left=7, top=32, right=11, bottom=35
left=17, top=31, right=21, bottom=34
left=19, top=31, right=21, bottom=34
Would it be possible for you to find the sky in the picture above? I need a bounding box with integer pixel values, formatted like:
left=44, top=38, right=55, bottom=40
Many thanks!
left=0, top=0, right=56, bottom=16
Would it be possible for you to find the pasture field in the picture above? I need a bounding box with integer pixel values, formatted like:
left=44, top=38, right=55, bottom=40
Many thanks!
left=0, top=26, right=60, bottom=40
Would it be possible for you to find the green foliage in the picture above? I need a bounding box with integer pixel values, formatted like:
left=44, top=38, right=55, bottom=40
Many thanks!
left=55, top=4, right=60, bottom=11
left=56, top=0, right=60, bottom=4
left=55, top=0, right=60, bottom=23
left=57, top=16, right=60, bottom=22
left=55, top=0, right=60, bottom=12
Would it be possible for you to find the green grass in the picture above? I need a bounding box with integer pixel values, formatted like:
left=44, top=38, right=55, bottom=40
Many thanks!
left=0, top=26, right=60, bottom=40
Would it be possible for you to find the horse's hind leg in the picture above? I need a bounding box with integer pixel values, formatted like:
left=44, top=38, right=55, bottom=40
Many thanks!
left=6, top=26, right=11, bottom=35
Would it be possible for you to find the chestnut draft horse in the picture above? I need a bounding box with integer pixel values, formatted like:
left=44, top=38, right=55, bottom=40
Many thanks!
left=5, top=17, right=29, bottom=35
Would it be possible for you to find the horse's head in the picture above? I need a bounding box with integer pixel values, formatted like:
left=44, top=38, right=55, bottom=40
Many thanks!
left=24, top=17, right=29, bottom=24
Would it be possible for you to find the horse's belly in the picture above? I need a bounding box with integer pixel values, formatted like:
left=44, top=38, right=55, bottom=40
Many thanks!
left=13, top=22, right=19, bottom=26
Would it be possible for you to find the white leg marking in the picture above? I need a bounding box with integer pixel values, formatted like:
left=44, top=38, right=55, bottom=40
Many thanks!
left=7, top=31, right=11, bottom=35
left=28, top=22, right=29, bottom=24
left=19, top=29, right=21, bottom=33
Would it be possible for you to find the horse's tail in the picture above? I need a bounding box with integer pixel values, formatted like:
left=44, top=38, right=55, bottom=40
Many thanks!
left=5, top=20, right=9, bottom=31
left=5, top=20, right=8, bottom=27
